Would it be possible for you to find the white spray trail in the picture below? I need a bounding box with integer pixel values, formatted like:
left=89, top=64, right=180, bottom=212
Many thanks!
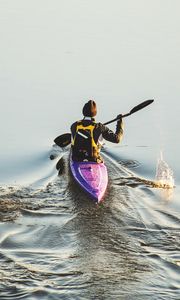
left=155, top=151, right=174, bottom=188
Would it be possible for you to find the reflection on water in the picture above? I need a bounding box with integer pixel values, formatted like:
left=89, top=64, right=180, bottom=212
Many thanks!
left=0, top=150, right=179, bottom=299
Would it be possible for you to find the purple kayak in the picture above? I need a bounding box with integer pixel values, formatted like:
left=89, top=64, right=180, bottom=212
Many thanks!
left=70, top=156, right=108, bottom=202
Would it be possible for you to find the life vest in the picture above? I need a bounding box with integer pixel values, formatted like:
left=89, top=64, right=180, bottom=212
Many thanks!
left=71, top=121, right=99, bottom=161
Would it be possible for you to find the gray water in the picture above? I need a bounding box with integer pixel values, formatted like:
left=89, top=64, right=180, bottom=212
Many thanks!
left=0, top=1, right=180, bottom=299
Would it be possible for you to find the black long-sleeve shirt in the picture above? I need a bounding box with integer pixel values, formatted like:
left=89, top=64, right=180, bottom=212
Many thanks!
left=70, top=117, right=123, bottom=162
left=71, top=117, right=123, bottom=144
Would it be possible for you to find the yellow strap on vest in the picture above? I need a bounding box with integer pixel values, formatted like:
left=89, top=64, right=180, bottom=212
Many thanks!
left=72, top=123, right=97, bottom=148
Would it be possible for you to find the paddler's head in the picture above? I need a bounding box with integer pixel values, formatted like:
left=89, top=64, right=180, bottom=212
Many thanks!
left=82, top=100, right=97, bottom=117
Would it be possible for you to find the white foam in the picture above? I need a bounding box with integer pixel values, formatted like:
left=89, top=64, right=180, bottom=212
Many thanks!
left=155, top=151, right=174, bottom=188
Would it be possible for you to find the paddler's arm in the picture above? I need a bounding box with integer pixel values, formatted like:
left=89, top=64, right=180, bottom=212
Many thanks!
left=100, top=115, right=124, bottom=143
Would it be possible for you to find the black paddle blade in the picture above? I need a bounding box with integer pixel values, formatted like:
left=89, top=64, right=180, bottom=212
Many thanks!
left=54, top=133, right=71, bottom=147
left=130, top=99, right=154, bottom=115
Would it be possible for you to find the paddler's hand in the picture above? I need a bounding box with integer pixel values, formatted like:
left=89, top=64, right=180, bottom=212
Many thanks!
left=116, top=114, right=123, bottom=125
left=116, top=114, right=124, bottom=131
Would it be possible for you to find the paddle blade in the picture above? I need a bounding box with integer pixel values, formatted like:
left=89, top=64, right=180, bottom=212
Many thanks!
left=130, top=99, right=154, bottom=115
left=54, top=133, right=71, bottom=147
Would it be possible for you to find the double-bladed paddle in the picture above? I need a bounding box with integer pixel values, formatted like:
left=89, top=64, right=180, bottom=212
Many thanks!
left=54, top=99, right=154, bottom=147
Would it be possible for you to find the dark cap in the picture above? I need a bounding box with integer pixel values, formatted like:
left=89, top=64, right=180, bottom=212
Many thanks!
left=82, top=100, right=97, bottom=117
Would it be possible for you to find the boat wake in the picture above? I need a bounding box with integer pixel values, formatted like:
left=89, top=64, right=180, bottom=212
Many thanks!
left=102, top=148, right=175, bottom=191
left=0, top=145, right=179, bottom=300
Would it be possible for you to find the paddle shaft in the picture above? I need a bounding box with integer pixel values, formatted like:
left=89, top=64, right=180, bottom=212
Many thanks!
left=103, top=99, right=154, bottom=125
left=103, top=112, right=130, bottom=125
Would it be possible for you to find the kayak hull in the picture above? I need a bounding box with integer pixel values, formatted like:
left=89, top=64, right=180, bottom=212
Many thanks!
left=70, top=157, right=108, bottom=202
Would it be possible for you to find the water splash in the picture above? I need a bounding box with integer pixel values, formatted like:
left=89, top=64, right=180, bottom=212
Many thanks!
left=155, top=151, right=174, bottom=188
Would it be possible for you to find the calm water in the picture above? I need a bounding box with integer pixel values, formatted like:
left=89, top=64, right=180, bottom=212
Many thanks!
left=0, top=1, right=180, bottom=299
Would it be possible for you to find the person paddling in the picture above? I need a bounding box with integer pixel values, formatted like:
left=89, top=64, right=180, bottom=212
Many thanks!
left=71, top=100, right=124, bottom=163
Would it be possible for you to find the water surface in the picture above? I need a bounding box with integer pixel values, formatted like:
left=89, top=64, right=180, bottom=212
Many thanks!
left=0, top=1, right=180, bottom=299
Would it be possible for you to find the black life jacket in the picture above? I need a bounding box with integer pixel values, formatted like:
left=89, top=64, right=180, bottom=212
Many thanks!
left=71, top=121, right=99, bottom=161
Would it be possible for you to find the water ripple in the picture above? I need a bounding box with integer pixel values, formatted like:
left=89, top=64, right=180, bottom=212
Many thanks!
left=0, top=151, right=179, bottom=299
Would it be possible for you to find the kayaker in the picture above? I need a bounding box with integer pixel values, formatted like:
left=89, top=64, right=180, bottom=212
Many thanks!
left=71, top=100, right=124, bottom=163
